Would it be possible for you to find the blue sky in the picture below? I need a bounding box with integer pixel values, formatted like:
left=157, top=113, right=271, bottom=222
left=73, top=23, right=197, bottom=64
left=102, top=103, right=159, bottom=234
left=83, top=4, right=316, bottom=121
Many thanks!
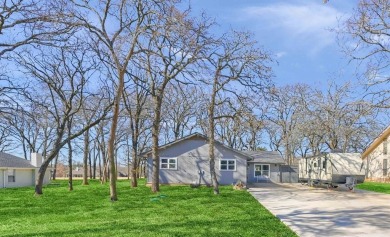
left=190, top=0, right=360, bottom=87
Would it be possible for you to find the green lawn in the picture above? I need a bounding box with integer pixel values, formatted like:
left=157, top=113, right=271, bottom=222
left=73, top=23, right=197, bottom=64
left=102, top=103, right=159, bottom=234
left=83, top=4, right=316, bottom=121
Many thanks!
left=357, top=182, right=390, bottom=194
left=0, top=180, right=296, bottom=237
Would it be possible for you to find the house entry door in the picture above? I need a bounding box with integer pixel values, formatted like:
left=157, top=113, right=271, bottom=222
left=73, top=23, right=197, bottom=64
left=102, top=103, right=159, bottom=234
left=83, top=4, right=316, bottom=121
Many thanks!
left=254, top=164, right=270, bottom=182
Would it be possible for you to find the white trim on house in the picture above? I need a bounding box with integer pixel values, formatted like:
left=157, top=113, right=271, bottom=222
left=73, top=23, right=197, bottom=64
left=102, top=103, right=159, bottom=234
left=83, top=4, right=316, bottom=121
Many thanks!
left=160, top=158, right=177, bottom=170
left=219, top=159, right=236, bottom=171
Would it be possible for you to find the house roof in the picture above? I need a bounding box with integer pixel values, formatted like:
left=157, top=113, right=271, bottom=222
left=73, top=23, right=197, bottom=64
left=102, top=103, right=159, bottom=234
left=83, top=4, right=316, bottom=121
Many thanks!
left=0, top=152, right=36, bottom=169
left=244, top=151, right=285, bottom=164
left=141, top=133, right=285, bottom=164
left=362, top=125, right=390, bottom=160
left=140, top=132, right=250, bottom=158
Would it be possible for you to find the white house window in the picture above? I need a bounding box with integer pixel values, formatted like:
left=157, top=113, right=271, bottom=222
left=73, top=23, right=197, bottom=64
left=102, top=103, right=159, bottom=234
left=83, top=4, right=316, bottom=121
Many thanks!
left=160, top=158, right=177, bottom=170
left=8, top=169, right=15, bottom=182
left=220, top=159, right=236, bottom=171
left=254, top=164, right=269, bottom=177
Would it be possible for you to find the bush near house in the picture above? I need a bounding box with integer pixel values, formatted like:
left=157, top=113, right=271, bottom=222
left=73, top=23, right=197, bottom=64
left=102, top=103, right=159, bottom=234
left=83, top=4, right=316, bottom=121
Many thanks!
left=0, top=179, right=296, bottom=237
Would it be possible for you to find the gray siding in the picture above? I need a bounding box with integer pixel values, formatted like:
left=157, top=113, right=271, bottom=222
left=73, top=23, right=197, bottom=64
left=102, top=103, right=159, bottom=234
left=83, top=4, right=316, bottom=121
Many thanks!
left=147, top=137, right=247, bottom=185
left=247, top=163, right=280, bottom=183
left=280, top=165, right=298, bottom=183
left=0, top=170, right=3, bottom=188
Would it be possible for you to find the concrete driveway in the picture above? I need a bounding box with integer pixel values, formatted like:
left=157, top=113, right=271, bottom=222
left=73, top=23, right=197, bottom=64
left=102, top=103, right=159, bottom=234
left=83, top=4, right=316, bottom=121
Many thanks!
left=248, top=183, right=390, bottom=237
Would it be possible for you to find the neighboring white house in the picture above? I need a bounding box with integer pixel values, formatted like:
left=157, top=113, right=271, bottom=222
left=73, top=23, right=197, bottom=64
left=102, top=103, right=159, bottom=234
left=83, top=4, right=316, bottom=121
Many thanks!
left=362, top=125, right=390, bottom=181
left=0, top=152, right=50, bottom=188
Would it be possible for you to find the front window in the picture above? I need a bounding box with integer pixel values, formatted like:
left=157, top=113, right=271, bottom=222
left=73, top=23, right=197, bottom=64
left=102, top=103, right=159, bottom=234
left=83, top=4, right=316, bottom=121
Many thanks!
left=220, top=159, right=236, bottom=171
left=160, top=158, right=177, bottom=170
left=7, top=169, right=15, bottom=182
left=254, top=164, right=270, bottom=177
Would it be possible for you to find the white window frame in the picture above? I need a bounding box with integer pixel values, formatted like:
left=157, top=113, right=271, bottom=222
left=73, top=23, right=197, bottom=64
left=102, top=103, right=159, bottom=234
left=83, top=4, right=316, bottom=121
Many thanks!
left=160, top=158, right=177, bottom=170
left=219, top=159, right=236, bottom=171
left=254, top=164, right=270, bottom=177
left=7, top=169, right=15, bottom=183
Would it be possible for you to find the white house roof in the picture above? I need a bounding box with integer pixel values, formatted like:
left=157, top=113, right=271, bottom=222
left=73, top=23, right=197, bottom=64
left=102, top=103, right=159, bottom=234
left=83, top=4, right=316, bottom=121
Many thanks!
left=0, top=152, right=36, bottom=168
left=244, top=151, right=285, bottom=164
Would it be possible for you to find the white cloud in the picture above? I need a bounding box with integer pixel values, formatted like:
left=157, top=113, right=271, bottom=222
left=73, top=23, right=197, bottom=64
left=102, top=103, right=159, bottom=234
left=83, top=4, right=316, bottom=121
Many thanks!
left=241, top=2, right=346, bottom=55
left=276, top=51, right=287, bottom=58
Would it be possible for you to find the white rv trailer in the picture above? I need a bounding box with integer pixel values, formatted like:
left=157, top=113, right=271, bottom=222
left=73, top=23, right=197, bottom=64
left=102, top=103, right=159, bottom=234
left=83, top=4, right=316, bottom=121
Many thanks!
left=299, top=153, right=365, bottom=188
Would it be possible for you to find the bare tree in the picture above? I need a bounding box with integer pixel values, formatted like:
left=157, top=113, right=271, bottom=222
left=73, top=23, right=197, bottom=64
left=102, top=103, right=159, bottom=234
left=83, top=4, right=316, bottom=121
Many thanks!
left=0, top=0, right=73, bottom=58
left=339, top=0, right=390, bottom=107
left=0, top=121, right=13, bottom=152
left=14, top=45, right=111, bottom=195
left=123, top=74, right=152, bottom=187
left=310, top=82, right=379, bottom=152
left=203, top=31, right=273, bottom=194
left=161, top=84, right=200, bottom=142
left=66, top=0, right=184, bottom=201
left=265, top=84, right=311, bottom=164
left=138, top=6, right=212, bottom=193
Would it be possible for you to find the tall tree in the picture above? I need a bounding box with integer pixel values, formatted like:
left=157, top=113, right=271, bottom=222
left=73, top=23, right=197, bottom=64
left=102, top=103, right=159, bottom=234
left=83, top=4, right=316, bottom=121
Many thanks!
left=14, top=45, right=111, bottom=195
left=265, top=84, right=310, bottom=164
left=161, top=84, right=200, bottom=142
left=203, top=31, right=273, bottom=194
left=67, top=0, right=181, bottom=201
left=0, top=0, right=73, bottom=58
left=339, top=0, right=390, bottom=107
left=138, top=6, right=212, bottom=192
left=123, top=74, right=151, bottom=187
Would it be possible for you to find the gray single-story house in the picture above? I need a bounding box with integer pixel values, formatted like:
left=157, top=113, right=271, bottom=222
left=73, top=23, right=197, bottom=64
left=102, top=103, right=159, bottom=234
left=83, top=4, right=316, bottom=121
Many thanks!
left=245, top=151, right=286, bottom=183
left=0, top=152, right=50, bottom=188
left=143, top=133, right=291, bottom=186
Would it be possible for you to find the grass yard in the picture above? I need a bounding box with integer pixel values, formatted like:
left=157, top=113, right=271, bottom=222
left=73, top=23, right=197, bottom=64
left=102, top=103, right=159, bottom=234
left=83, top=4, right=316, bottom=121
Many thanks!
left=0, top=179, right=296, bottom=237
left=357, top=182, right=390, bottom=194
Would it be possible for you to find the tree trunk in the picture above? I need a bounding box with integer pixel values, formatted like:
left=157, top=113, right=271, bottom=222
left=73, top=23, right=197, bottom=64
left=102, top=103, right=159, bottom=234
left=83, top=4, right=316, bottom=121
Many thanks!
left=208, top=77, right=219, bottom=195
left=151, top=95, right=163, bottom=193
left=99, top=131, right=108, bottom=183
left=89, top=148, right=93, bottom=179
left=52, top=154, right=59, bottom=180
left=208, top=103, right=219, bottom=195
left=83, top=129, right=90, bottom=185
left=68, top=139, right=73, bottom=191
left=107, top=71, right=125, bottom=201
left=34, top=157, right=51, bottom=195
left=98, top=147, right=102, bottom=181
left=93, top=143, right=97, bottom=179
left=131, top=146, right=138, bottom=187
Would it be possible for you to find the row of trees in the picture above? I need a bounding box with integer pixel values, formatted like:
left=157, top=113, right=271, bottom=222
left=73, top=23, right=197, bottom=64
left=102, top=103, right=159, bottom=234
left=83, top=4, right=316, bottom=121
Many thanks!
left=0, top=0, right=389, bottom=199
